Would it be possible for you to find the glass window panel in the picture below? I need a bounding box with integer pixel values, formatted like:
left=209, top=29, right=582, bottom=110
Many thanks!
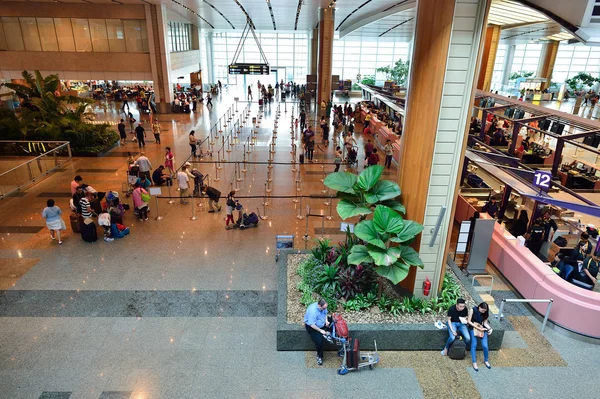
left=71, top=18, right=92, bottom=52
left=37, top=18, right=58, bottom=51
left=106, top=19, right=126, bottom=52
left=124, top=20, right=142, bottom=52
left=0, top=20, right=7, bottom=50
left=54, top=18, right=75, bottom=51
left=89, top=19, right=109, bottom=52
left=2, top=17, right=25, bottom=51
left=20, top=17, right=41, bottom=51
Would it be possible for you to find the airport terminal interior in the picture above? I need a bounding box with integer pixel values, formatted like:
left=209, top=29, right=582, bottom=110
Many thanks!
left=2, top=0, right=600, bottom=398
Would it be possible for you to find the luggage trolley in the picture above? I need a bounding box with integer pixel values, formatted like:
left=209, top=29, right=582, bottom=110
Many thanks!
left=275, top=235, right=295, bottom=262
left=331, top=315, right=380, bottom=375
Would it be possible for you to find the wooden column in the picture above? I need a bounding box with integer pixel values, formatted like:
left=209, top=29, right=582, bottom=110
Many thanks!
left=477, top=25, right=501, bottom=91
left=397, top=0, right=456, bottom=292
left=537, top=41, right=559, bottom=91
left=317, top=7, right=335, bottom=107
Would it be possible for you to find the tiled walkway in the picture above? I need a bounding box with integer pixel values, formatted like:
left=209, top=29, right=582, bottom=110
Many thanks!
left=0, top=91, right=599, bottom=398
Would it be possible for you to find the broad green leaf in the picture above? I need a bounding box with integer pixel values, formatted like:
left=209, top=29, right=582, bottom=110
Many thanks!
left=365, top=181, right=402, bottom=204
left=367, top=245, right=402, bottom=266
left=348, top=245, right=373, bottom=265
left=398, top=246, right=425, bottom=268
left=373, top=205, right=404, bottom=235
left=354, top=220, right=386, bottom=249
left=391, top=220, right=424, bottom=243
left=337, top=199, right=372, bottom=220
left=356, top=165, right=383, bottom=191
left=376, top=261, right=411, bottom=285
left=336, top=192, right=361, bottom=203
left=324, top=172, right=357, bottom=194
left=380, top=200, right=406, bottom=214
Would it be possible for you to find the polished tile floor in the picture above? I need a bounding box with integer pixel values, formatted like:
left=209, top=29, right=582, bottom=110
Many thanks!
left=0, top=91, right=599, bottom=399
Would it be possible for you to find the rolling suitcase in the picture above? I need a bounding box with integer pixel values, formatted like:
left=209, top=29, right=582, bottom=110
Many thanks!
left=299, top=154, right=305, bottom=164
left=258, top=99, right=263, bottom=106
left=448, top=337, right=466, bottom=360
left=81, top=219, right=98, bottom=243
left=346, top=338, right=360, bottom=369
left=70, top=213, right=81, bottom=233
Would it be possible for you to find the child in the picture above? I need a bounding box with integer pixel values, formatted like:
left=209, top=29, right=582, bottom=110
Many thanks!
left=294, top=118, right=299, bottom=131
left=225, top=191, right=236, bottom=229
left=334, top=146, right=343, bottom=172
left=98, top=211, right=114, bottom=242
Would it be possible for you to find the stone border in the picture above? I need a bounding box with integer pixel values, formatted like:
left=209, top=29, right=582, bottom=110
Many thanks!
left=277, top=250, right=508, bottom=351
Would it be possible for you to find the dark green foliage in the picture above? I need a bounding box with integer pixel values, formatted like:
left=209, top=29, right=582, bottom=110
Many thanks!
left=377, top=59, right=410, bottom=85
left=311, top=238, right=332, bottom=264
left=314, top=264, right=340, bottom=294
left=338, top=265, right=367, bottom=300
left=0, top=70, right=118, bottom=154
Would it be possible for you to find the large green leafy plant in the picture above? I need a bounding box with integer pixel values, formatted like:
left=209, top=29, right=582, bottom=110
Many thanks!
left=377, top=59, right=410, bottom=85
left=324, top=165, right=424, bottom=285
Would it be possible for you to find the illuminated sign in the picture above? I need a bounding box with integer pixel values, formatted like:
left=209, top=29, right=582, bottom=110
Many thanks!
left=228, top=63, right=270, bottom=75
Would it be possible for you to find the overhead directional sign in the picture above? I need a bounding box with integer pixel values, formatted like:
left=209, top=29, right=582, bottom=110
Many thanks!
left=229, top=63, right=270, bottom=75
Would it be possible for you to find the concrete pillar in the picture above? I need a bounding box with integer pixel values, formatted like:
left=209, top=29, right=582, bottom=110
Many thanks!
left=145, top=4, right=173, bottom=113
left=316, top=7, right=335, bottom=107
left=477, top=25, right=501, bottom=91
left=537, top=41, right=559, bottom=91
left=205, top=32, right=215, bottom=88
left=310, top=28, right=318, bottom=76
left=397, top=0, right=490, bottom=296
left=501, top=44, right=515, bottom=88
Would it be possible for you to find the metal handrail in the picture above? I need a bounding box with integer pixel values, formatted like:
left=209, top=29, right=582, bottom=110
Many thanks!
left=0, top=142, right=71, bottom=177
left=495, top=298, right=553, bottom=333
left=472, top=275, right=494, bottom=295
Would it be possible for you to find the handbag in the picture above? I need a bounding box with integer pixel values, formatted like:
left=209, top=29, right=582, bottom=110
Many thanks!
left=140, top=191, right=151, bottom=203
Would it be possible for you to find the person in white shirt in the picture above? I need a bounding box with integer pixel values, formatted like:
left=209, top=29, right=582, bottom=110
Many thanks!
left=177, top=166, right=190, bottom=205
left=135, top=152, right=152, bottom=180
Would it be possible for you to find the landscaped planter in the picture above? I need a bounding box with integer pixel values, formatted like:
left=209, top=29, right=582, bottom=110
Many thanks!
left=71, top=139, right=120, bottom=157
left=277, top=250, right=507, bottom=351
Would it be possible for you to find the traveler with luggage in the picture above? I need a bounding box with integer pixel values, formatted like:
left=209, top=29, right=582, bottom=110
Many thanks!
left=135, top=123, right=146, bottom=149
left=304, top=299, right=332, bottom=366
left=441, top=298, right=471, bottom=357
left=42, top=199, right=67, bottom=245
left=132, top=182, right=150, bottom=221
left=189, top=131, right=198, bottom=157
left=467, top=302, right=493, bottom=371
left=225, top=191, right=237, bottom=229
left=135, top=152, right=152, bottom=181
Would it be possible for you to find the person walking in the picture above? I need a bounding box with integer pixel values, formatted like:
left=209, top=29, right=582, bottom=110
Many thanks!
left=225, top=191, right=236, bottom=229
left=368, top=148, right=380, bottom=167
left=300, top=110, right=306, bottom=131
left=334, top=146, right=343, bottom=172
left=164, top=147, right=175, bottom=176
left=364, top=139, right=374, bottom=161
left=206, top=93, right=213, bottom=108
left=42, top=199, right=66, bottom=245
left=384, top=139, right=394, bottom=169
left=135, top=152, right=152, bottom=181
left=306, top=137, right=315, bottom=162
left=248, top=85, right=253, bottom=101
left=152, top=119, right=161, bottom=144
left=135, top=123, right=146, bottom=148
left=177, top=165, right=190, bottom=205
left=132, top=183, right=149, bottom=221
left=118, top=119, right=127, bottom=145
left=128, top=112, right=136, bottom=133
left=122, top=97, right=129, bottom=112
left=189, top=130, right=198, bottom=157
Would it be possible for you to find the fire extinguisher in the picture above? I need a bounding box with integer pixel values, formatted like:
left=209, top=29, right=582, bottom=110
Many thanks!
left=423, top=277, right=431, bottom=297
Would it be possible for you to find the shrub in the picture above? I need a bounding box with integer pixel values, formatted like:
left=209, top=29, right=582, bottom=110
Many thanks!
left=389, top=299, right=402, bottom=316
left=311, top=238, right=332, bottom=263
left=320, top=286, right=338, bottom=312
left=314, top=264, right=340, bottom=294
left=338, top=265, right=367, bottom=300
left=377, top=293, right=392, bottom=312
left=343, top=298, right=361, bottom=312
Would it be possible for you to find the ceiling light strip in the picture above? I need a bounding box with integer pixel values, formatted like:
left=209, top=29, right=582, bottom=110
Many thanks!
left=294, top=0, right=303, bottom=30
left=233, top=0, right=256, bottom=30
left=204, top=0, right=235, bottom=29
left=266, top=0, right=276, bottom=30
left=379, top=17, right=414, bottom=37
left=336, top=0, right=373, bottom=31
left=171, top=0, right=215, bottom=29
left=381, top=0, right=410, bottom=13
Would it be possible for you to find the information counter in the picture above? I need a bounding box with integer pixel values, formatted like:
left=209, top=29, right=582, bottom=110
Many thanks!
left=360, top=109, right=401, bottom=164
left=487, top=220, right=600, bottom=338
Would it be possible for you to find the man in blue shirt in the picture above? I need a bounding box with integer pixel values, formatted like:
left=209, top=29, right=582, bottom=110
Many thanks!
left=304, top=299, right=331, bottom=365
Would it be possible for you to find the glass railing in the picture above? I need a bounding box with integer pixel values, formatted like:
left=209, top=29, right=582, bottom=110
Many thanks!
left=0, top=141, right=72, bottom=199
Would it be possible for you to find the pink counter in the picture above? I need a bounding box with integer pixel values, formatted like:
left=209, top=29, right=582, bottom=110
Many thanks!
left=360, top=110, right=401, bottom=164
left=487, top=222, right=600, bottom=338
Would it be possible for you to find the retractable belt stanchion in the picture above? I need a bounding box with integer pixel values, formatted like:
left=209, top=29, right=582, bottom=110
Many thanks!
left=167, top=182, right=175, bottom=204
left=154, top=194, right=163, bottom=221
left=303, top=205, right=310, bottom=248
left=190, top=194, right=198, bottom=221
left=326, top=194, right=333, bottom=220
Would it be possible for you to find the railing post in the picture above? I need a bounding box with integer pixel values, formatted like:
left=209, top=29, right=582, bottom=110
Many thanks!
left=67, top=143, right=72, bottom=160
left=541, top=299, right=553, bottom=333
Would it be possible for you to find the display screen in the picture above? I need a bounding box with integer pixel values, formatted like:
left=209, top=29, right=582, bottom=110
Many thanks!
left=228, top=63, right=270, bottom=75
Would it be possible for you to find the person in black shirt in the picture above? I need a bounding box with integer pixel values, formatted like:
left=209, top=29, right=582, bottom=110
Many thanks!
left=118, top=119, right=127, bottom=145
left=482, top=197, right=499, bottom=218
left=152, top=165, right=170, bottom=186
left=72, top=186, right=85, bottom=212
left=510, top=210, right=529, bottom=237
left=525, top=218, right=545, bottom=256
left=579, top=251, right=599, bottom=287
left=441, top=298, right=471, bottom=356
left=541, top=212, right=558, bottom=243
left=135, top=123, right=146, bottom=149
left=467, top=302, right=492, bottom=371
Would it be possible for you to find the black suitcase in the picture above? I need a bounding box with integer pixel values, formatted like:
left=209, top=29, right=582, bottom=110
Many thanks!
left=346, top=338, right=360, bottom=368
left=81, top=220, right=98, bottom=243
left=299, top=154, right=304, bottom=164
left=448, top=337, right=466, bottom=360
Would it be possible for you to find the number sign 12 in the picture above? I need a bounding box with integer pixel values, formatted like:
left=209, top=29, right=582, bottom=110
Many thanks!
left=533, top=170, right=552, bottom=190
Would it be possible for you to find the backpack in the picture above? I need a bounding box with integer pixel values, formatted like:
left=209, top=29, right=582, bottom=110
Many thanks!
left=332, top=313, right=349, bottom=339
left=448, top=337, right=466, bottom=360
